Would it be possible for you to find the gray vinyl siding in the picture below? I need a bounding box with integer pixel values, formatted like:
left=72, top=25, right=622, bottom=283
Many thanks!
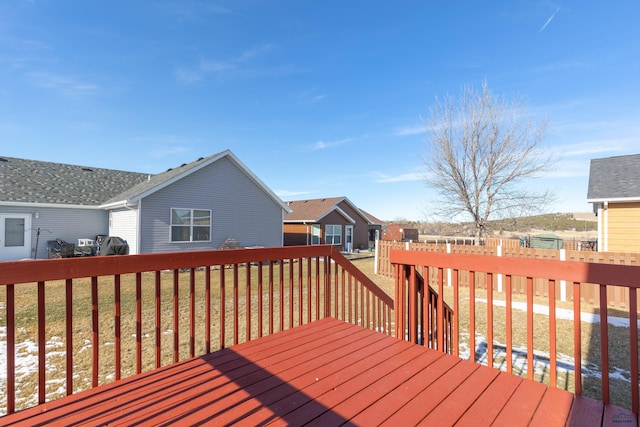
left=0, top=205, right=107, bottom=259
left=109, top=207, right=139, bottom=254
left=138, top=156, right=283, bottom=254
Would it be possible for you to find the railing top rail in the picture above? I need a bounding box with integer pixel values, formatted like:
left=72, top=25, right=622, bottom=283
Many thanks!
left=0, top=245, right=334, bottom=285
left=390, top=249, right=640, bottom=289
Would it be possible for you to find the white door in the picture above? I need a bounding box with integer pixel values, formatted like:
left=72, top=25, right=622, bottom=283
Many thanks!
left=345, top=225, right=353, bottom=252
left=0, top=214, right=31, bottom=261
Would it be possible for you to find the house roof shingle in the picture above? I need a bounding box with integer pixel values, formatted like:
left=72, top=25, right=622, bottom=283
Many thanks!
left=0, top=150, right=289, bottom=212
left=284, top=196, right=376, bottom=225
left=0, top=156, right=149, bottom=205
left=587, top=153, right=640, bottom=201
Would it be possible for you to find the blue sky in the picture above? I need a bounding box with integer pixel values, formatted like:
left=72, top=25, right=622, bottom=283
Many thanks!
left=1, top=1, right=639, bottom=221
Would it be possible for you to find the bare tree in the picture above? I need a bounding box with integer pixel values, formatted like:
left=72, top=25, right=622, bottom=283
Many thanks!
left=423, top=80, right=554, bottom=243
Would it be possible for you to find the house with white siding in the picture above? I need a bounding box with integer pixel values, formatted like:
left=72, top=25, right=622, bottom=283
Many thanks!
left=0, top=150, right=289, bottom=261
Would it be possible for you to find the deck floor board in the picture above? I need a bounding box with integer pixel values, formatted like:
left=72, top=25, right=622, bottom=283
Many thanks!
left=0, top=317, right=636, bottom=426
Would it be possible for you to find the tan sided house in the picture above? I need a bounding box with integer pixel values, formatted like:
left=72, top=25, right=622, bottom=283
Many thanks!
left=587, top=153, right=640, bottom=252
left=283, top=197, right=376, bottom=252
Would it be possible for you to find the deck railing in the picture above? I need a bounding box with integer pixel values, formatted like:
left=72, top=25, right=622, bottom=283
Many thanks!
left=391, top=249, right=640, bottom=413
left=0, top=245, right=393, bottom=416
left=395, top=265, right=454, bottom=352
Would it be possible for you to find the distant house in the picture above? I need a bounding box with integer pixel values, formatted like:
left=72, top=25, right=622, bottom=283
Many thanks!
left=283, top=197, right=376, bottom=251
left=360, top=209, right=384, bottom=244
left=381, top=223, right=419, bottom=242
left=587, top=153, right=640, bottom=252
left=0, top=150, right=290, bottom=261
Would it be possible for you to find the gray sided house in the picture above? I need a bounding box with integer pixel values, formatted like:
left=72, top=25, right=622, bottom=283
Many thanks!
left=0, top=150, right=289, bottom=261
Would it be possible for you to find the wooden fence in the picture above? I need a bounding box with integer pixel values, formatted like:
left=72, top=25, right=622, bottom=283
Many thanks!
left=376, top=240, right=639, bottom=310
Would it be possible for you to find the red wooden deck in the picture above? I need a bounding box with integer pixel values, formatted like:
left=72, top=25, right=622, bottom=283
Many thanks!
left=0, top=317, right=635, bottom=426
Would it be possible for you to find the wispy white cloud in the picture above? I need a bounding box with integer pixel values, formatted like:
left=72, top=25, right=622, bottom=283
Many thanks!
left=539, top=6, right=561, bottom=33
left=162, top=1, right=231, bottom=23
left=373, top=171, right=424, bottom=183
left=26, top=72, right=99, bottom=98
left=274, top=189, right=314, bottom=198
left=552, top=138, right=638, bottom=158
left=308, top=137, right=351, bottom=151
left=129, top=134, right=193, bottom=159
left=393, top=124, right=424, bottom=136
left=297, top=88, right=326, bottom=104
left=176, top=44, right=277, bottom=83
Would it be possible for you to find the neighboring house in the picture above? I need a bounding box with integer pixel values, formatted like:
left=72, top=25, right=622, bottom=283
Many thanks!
left=360, top=209, right=384, bottom=245
left=0, top=150, right=290, bottom=261
left=587, top=153, right=640, bottom=252
left=381, top=223, right=419, bottom=242
left=283, top=197, right=376, bottom=251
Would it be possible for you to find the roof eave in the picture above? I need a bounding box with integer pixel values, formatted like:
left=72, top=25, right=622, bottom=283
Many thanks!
left=587, top=196, right=640, bottom=204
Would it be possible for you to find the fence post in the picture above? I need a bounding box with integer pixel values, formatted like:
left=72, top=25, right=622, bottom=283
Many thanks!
left=560, top=249, right=567, bottom=301
left=374, top=239, right=379, bottom=275
left=497, top=245, right=503, bottom=292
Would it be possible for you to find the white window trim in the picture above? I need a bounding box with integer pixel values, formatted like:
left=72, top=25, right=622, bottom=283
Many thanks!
left=170, top=208, right=212, bottom=243
left=325, top=224, right=342, bottom=245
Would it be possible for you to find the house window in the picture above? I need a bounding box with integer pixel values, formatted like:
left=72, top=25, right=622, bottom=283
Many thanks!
left=311, top=224, right=321, bottom=245
left=325, top=224, right=342, bottom=245
left=171, top=208, right=211, bottom=242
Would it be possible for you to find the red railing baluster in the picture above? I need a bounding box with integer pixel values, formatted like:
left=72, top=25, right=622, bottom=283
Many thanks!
left=38, top=281, right=45, bottom=404
left=487, top=273, right=493, bottom=368
left=289, top=259, right=294, bottom=328
left=526, top=276, right=534, bottom=380
left=437, top=268, right=444, bottom=352
left=91, top=276, right=99, bottom=388
left=246, top=263, right=251, bottom=342
left=190, top=268, right=196, bottom=358
left=298, top=258, right=303, bottom=326
left=268, top=261, right=274, bottom=335
left=173, top=269, right=179, bottom=363
left=66, top=279, right=74, bottom=393
left=258, top=263, right=263, bottom=338
left=155, top=271, right=161, bottom=368
left=409, top=265, right=417, bottom=344
left=205, top=266, right=211, bottom=352
left=505, top=274, right=513, bottom=375
left=629, top=288, right=639, bottom=414
left=341, top=269, right=346, bottom=321
left=453, top=269, right=459, bottom=358
left=307, top=257, right=312, bottom=324
left=7, top=283, right=15, bottom=414
left=315, top=257, right=320, bottom=321
left=599, top=284, right=610, bottom=404
left=136, top=272, right=142, bottom=374
left=573, top=281, right=582, bottom=396
left=469, top=271, right=476, bottom=362
left=279, top=261, right=284, bottom=332
left=233, top=264, right=239, bottom=345
left=220, top=265, right=226, bottom=349
left=114, top=275, right=121, bottom=380
left=548, top=279, right=557, bottom=388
